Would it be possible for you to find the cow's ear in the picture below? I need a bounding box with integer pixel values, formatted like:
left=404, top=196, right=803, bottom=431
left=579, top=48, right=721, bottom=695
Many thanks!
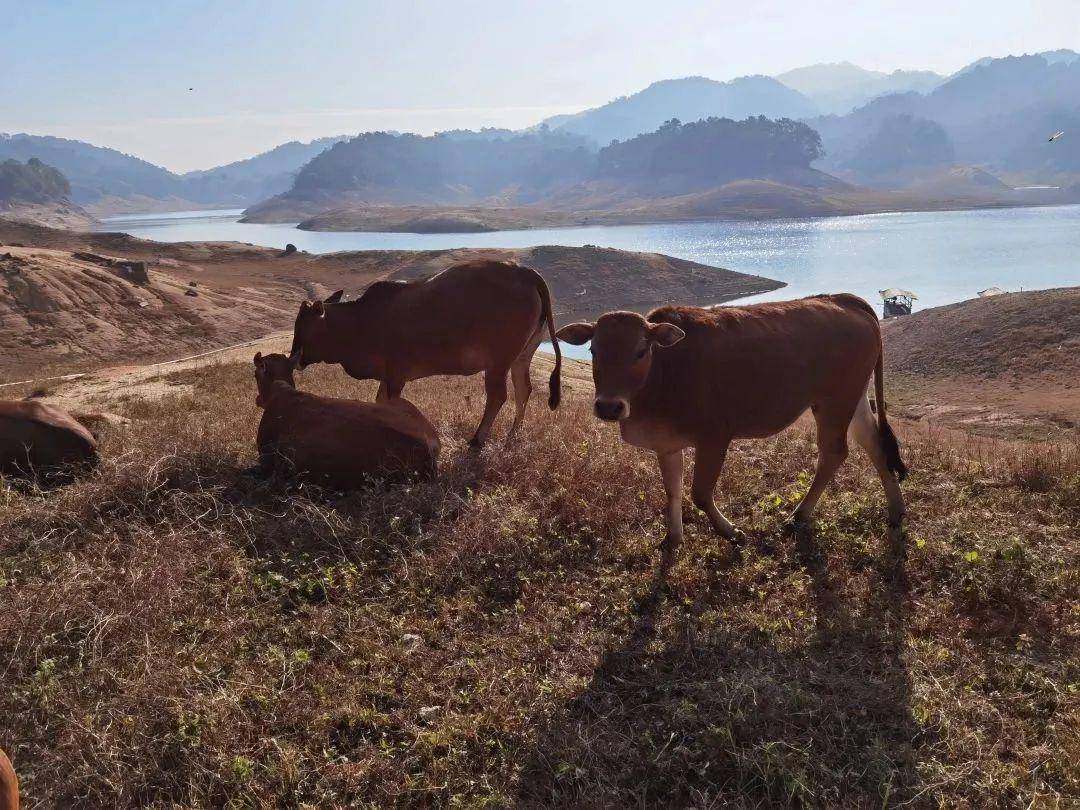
left=312, top=301, right=325, bottom=317
left=254, top=351, right=264, bottom=368
left=650, top=323, right=685, bottom=348
left=324, top=290, right=344, bottom=304
left=555, top=322, right=594, bottom=345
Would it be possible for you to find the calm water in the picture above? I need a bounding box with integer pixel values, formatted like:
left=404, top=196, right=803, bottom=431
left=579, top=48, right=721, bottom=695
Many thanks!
left=102, top=205, right=1080, bottom=315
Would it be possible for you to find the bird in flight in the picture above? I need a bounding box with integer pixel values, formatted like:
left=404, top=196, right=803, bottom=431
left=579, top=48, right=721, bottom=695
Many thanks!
left=1049, top=131, right=1064, bottom=142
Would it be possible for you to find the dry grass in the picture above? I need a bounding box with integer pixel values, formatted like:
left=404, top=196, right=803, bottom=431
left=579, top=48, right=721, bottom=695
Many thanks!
left=1, top=362, right=1078, bottom=808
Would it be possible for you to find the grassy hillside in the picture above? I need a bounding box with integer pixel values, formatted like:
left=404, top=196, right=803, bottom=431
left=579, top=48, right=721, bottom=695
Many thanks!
left=1, top=355, right=1077, bottom=806
left=885, top=288, right=1080, bottom=383
left=884, top=288, right=1080, bottom=438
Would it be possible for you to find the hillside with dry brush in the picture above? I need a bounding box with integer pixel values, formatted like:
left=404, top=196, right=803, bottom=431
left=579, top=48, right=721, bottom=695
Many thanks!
left=1, top=354, right=1077, bottom=807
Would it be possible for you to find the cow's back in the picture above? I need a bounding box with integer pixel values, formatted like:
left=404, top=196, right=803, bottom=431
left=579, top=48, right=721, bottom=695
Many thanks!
left=379, top=261, right=544, bottom=376
left=642, top=295, right=881, bottom=440
left=0, top=401, right=98, bottom=476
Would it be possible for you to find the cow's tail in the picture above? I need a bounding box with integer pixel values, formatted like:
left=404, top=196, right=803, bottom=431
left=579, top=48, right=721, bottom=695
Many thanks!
left=874, top=347, right=907, bottom=482
left=532, top=271, right=562, bottom=409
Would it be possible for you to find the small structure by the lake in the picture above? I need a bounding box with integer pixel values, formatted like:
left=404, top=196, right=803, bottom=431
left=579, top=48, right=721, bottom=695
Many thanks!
left=880, top=288, right=917, bottom=318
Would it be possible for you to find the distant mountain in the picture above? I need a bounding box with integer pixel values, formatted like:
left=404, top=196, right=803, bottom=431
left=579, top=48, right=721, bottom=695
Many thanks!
left=811, top=54, right=1080, bottom=186
left=0, top=133, right=345, bottom=211
left=776, top=62, right=943, bottom=114
left=0, top=134, right=183, bottom=204
left=539, top=76, right=818, bottom=145
left=181, top=136, right=347, bottom=206
left=952, top=48, right=1078, bottom=78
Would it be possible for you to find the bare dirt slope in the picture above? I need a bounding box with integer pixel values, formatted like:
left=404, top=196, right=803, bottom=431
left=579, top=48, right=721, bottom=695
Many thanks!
left=0, top=219, right=782, bottom=381
left=0, top=200, right=96, bottom=229
left=883, top=287, right=1080, bottom=438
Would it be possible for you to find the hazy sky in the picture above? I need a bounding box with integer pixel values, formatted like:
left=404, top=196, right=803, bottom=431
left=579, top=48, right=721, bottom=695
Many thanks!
left=3, top=0, right=1077, bottom=172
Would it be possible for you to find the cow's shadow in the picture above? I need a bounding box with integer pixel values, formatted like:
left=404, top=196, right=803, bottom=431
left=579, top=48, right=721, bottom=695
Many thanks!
left=517, top=534, right=924, bottom=807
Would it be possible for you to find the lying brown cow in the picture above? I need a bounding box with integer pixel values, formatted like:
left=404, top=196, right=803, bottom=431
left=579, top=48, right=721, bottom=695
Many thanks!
left=254, top=352, right=439, bottom=485
left=557, top=294, right=907, bottom=552
left=0, top=400, right=98, bottom=480
left=288, top=260, right=562, bottom=447
left=0, top=747, right=17, bottom=810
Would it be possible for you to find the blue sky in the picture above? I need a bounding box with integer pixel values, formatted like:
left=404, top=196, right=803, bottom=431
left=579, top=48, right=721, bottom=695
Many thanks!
left=3, top=0, right=1077, bottom=171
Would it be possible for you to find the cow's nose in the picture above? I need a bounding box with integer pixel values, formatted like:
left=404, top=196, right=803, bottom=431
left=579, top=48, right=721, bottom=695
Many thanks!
left=594, top=398, right=627, bottom=421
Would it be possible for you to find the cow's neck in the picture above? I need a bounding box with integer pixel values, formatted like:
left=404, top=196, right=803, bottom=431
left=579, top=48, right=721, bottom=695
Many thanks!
left=262, top=381, right=301, bottom=409
left=323, top=303, right=384, bottom=376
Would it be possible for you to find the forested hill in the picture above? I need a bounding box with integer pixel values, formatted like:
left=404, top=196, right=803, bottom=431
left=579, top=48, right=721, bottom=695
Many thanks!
left=259, top=116, right=832, bottom=213
left=595, top=117, right=825, bottom=189
left=290, top=128, right=595, bottom=203
left=0, top=157, right=71, bottom=205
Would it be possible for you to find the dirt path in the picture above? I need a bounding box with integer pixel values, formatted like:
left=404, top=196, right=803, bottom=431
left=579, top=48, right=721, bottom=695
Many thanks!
left=15, top=332, right=591, bottom=419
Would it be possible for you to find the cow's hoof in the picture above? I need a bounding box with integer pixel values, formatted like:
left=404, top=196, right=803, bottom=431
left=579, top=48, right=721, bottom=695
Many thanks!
left=656, top=534, right=681, bottom=557
left=467, top=437, right=485, bottom=451
left=782, top=518, right=812, bottom=538
left=726, top=527, right=747, bottom=546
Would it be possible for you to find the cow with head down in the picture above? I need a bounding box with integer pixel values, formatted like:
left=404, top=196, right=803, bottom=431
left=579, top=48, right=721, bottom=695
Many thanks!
left=288, top=260, right=562, bottom=447
left=557, top=294, right=907, bottom=556
left=254, top=352, right=439, bottom=486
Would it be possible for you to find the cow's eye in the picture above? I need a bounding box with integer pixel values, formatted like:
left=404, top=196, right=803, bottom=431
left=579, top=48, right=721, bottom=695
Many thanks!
left=636, top=347, right=648, bottom=359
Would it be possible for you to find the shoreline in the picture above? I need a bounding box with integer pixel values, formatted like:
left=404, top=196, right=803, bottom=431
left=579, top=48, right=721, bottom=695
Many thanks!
left=99, top=198, right=1080, bottom=237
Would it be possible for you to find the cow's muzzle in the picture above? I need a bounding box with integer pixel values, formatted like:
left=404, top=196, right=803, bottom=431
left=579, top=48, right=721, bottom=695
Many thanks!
left=594, top=398, right=629, bottom=421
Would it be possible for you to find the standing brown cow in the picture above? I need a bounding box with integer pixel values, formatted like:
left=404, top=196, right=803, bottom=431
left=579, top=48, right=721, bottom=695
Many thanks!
left=289, top=260, right=562, bottom=447
left=556, top=294, right=906, bottom=553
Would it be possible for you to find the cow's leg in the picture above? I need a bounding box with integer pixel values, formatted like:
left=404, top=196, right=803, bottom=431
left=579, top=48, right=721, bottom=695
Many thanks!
left=469, top=369, right=509, bottom=448
left=376, top=379, right=404, bottom=402
left=507, top=326, right=544, bottom=441
left=789, top=404, right=853, bottom=530
left=848, top=394, right=906, bottom=528
left=691, top=440, right=745, bottom=544
left=657, top=449, right=685, bottom=555
left=508, top=359, right=533, bottom=441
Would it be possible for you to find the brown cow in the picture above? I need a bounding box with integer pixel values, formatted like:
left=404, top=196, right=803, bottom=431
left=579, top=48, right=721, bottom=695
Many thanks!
left=254, top=352, right=439, bottom=486
left=556, top=294, right=907, bottom=553
left=0, top=748, right=17, bottom=810
left=288, top=260, right=562, bottom=447
left=0, top=400, right=98, bottom=479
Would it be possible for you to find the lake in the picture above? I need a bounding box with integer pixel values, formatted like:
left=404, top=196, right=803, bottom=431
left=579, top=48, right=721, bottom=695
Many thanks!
left=102, top=205, right=1080, bottom=316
